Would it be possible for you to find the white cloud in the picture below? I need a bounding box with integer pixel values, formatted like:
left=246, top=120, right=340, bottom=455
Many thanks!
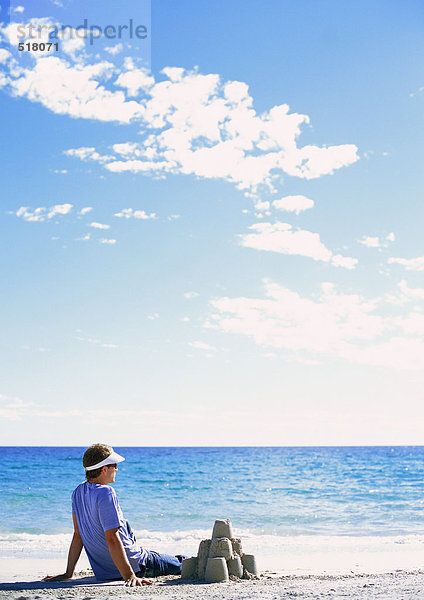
left=15, top=207, right=45, bottom=222
left=15, top=203, right=73, bottom=222
left=12, top=5, right=25, bottom=13
left=239, top=222, right=357, bottom=269
left=388, top=256, right=424, bottom=271
left=105, top=43, right=123, bottom=56
left=189, top=341, right=217, bottom=352
left=115, top=62, right=154, bottom=97
left=398, top=280, right=424, bottom=300
left=0, top=393, right=198, bottom=424
left=50, top=204, right=72, bottom=216
left=0, top=394, right=36, bottom=421
left=1, top=19, right=52, bottom=46
left=64, top=147, right=114, bottom=163
left=0, top=49, right=11, bottom=64
left=184, top=291, right=200, bottom=299
left=89, top=222, right=110, bottom=229
left=360, top=237, right=380, bottom=248
left=79, top=206, right=93, bottom=215
left=254, top=200, right=270, bottom=211
left=99, top=101, right=358, bottom=189
left=208, top=280, right=424, bottom=371
left=273, top=195, right=314, bottom=214
left=0, top=32, right=359, bottom=192
left=53, top=169, right=68, bottom=174
left=359, top=232, right=395, bottom=248
left=341, top=337, right=424, bottom=371
left=386, top=280, right=424, bottom=305
left=409, top=85, right=424, bottom=98
left=112, top=142, right=141, bottom=156
left=280, top=144, right=358, bottom=179
left=1, top=50, right=143, bottom=123
left=0, top=394, right=33, bottom=408
left=393, top=313, right=424, bottom=336
left=331, top=254, right=358, bottom=270
left=76, top=233, right=91, bottom=241
left=100, top=238, right=116, bottom=244
left=114, top=208, right=156, bottom=220
left=104, top=158, right=170, bottom=174
left=61, top=33, right=86, bottom=60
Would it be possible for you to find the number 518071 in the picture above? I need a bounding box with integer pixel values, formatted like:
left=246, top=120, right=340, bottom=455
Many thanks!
left=18, top=42, right=59, bottom=51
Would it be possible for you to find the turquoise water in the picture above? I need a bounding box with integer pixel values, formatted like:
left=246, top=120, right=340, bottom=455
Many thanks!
left=2, top=446, right=424, bottom=538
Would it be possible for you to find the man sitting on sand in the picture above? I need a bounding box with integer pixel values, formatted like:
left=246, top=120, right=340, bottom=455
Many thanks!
left=43, top=443, right=185, bottom=586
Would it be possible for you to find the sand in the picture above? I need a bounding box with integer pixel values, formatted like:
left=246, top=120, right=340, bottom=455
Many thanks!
left=2, top=567, right=424, bottom=599
left=3, top=526, right=424, bottom=600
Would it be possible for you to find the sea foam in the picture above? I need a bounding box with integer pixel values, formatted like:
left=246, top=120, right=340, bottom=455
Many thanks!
left=2, top=530, right=424, bottom=574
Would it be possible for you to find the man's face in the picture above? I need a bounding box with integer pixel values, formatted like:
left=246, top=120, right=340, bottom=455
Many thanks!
left=104, top=463, right=118, bottom=483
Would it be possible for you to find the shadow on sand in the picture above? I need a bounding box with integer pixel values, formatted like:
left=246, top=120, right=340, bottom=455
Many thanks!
left=0, top=575, right=212, bottom=592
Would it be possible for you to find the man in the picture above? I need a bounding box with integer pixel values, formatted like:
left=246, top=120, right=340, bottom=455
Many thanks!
left=43, top=443, right=185, bottom=587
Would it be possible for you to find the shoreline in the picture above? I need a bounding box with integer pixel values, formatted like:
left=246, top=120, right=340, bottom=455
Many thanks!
left=3, top=532, right=424, bottom=578
left=2, top=531, right=424, bottom=598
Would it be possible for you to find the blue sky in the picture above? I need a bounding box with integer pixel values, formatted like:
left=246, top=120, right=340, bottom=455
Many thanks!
left=0, top=0, right=423, bottom=446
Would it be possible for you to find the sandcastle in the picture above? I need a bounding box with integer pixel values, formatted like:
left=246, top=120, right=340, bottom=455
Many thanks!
left=181, top=519, right=259, bottom=583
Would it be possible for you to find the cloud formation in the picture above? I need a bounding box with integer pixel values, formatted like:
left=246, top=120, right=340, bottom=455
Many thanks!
left=89, top=222, right=110, bottom=229
left=189, top=341, right=217, bottom=352
left=0, top=23, right=359, bottom=193
left=105, top=43, right=123, bottom=56
left=397, top=280, right=424, bottom=301
left=15, top=203, right=73, bottom=222
left=207, top=280, right=424, bottom=370
left=79, top=207, right=93, bottom=215
left=69, top=67, right=359, bottom=192
left=273, top=195, right=314, bottom=214
left=114, top=208, right=156, bottom=220
left=388, top=256, right=424, bottom=271
left=359, top=232, right=395, bottom=248
left=64, top=147, right=114, bottom=163
left=0, top=393, right=178, bottom=423
left=239, top=222, right=358, bottom=269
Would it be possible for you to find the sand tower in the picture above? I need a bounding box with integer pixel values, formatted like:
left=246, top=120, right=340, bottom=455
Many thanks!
left=181, top=519, right=259, bottom=583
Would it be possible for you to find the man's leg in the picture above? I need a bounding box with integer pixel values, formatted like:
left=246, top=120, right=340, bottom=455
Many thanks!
left=139, top=551, right=185, bottom=577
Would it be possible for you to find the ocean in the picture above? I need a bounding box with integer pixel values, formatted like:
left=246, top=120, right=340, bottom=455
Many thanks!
left=1, top=446, right=424, bottom=573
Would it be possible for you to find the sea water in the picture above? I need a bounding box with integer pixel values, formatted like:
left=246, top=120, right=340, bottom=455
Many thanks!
left=1, top=446, right=424, bottom=574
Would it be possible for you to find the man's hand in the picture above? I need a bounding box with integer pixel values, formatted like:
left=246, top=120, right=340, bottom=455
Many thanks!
left=42, top=573, right=72, bottom=582
left=42, top=516, right=82, bottom=583
left=124, top=574, right=152, bottom=586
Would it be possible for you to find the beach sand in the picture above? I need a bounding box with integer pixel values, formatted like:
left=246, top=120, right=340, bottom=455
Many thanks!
left=2, top=564, right=424, bottom=599
left=2, top=535, right=424, bottom=599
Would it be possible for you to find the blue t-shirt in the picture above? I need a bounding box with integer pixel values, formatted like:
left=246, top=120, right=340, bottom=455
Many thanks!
left=71, top=481, right=147, bottom=581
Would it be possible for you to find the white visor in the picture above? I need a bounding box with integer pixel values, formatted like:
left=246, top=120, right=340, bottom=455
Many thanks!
left=85, top=450, right=125, bottom=471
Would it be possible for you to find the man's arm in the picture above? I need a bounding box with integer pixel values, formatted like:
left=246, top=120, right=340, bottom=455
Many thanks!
left=42, top=514, right=83, bottom=581
left=105, top=527, right=152, bottom=587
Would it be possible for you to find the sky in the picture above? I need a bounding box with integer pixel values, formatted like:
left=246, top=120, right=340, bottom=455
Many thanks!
left=0, top=0, right=423, bottom=446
